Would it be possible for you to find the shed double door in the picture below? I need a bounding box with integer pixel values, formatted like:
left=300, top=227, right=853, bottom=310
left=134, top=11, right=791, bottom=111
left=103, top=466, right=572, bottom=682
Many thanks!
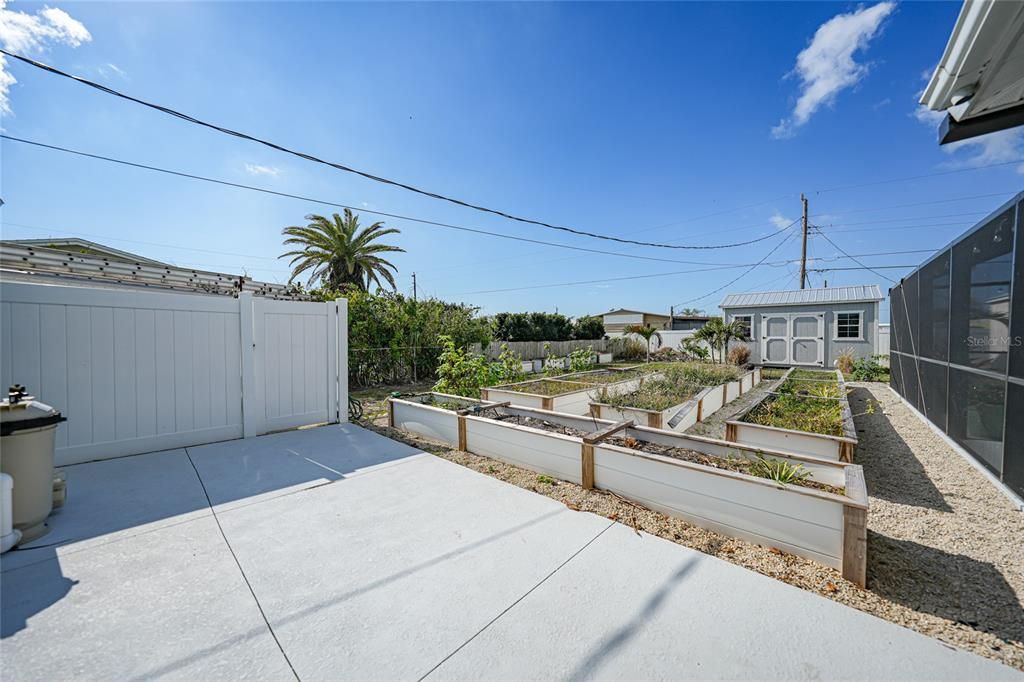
left=760, top=312, right=825, bottom=366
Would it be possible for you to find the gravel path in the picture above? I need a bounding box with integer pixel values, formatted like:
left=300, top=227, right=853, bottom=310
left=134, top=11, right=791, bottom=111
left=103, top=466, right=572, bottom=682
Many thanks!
left=367, top=383, right=1024, bottom=671
left=684, top=372, right=780, bottom=439
left=847, top=382, right=1024, bottom=669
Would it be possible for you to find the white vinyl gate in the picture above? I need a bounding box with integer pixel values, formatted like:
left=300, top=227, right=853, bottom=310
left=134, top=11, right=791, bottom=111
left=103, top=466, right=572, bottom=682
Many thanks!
left=0, top=282, right=347, bottom=465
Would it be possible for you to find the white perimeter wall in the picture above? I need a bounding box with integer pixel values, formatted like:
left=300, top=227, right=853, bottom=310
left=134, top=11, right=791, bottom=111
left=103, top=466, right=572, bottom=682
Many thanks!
left=0, top=282, right=346, bottom=465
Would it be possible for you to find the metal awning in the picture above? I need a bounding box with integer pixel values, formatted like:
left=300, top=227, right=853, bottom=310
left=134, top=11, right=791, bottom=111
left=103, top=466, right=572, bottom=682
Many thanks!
left=920, top=0, right=1024, bottom=144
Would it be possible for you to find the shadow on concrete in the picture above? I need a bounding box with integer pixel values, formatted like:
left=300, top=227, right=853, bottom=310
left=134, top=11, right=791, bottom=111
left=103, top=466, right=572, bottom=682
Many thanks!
left=566, top=557, right=698, bottom=682
left=847, top=386, right=952, bottom=513
left=868, top=530, right=1024, bottom=645
left=0, top=554, right=77, bottom=638
left=1, top=424, right=422, bottom=639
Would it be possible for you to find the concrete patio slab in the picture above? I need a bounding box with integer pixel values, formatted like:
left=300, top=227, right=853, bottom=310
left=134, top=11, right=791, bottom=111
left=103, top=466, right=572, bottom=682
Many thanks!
left=187, top=424, right=426, bottom=512
left=216, top=453, right=613, bottom=681
left=1, top=515, right=294, bottom=681
left=2, top=423, right=1018, bottom=681
left=1, top=448, right=211, bottom=573
left=427, top=522, right=1020, bottom=681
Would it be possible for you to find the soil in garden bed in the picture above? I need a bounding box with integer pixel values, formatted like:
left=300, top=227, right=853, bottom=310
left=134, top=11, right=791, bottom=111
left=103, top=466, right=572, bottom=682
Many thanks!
left=492, top=414, right=843, bottom=495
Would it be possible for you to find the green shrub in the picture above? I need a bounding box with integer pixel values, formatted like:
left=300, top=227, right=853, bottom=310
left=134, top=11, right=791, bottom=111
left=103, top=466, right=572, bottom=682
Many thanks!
left=569, top=346, right=595, bottom=373
left=433, top=335, right=491, bottom=397
left=491, top=343, right=526, bottom=385
left=850, top=355, right=889, bottom=382
left=572, top=315, right=605, bottom=340
left=617, top=338, right=647, bottom=361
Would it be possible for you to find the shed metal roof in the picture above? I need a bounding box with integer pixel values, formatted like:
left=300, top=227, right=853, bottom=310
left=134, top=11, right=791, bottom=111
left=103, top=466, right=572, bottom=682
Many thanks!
left=720, top=285, right=883, bottom=309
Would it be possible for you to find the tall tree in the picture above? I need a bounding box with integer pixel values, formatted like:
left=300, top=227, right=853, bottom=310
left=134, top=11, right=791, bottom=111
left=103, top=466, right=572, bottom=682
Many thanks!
left=280, top=210, right=404, bottom=291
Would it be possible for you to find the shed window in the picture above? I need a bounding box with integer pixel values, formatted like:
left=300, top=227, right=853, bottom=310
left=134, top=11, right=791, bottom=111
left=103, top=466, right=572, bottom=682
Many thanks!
left=836, top=312, right=862, bottom=339
left=732, top=315, right=752, bottom=339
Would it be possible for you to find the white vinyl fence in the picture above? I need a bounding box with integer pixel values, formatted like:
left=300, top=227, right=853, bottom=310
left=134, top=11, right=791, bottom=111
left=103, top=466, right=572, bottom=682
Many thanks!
left=0, top=282, right=347, bottom=465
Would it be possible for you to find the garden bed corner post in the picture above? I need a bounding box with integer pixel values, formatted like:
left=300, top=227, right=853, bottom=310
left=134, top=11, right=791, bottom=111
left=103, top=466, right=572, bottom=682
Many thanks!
left=387, top=398, right=395, bottom=428
left=457, top=413, right=468, bottom=451
left=842, top=465, right=869, bottom=588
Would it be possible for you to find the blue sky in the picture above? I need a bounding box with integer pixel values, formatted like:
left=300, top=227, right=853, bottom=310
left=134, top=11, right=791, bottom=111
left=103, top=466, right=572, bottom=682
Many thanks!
left=2, top=1, right=1022, bottom=322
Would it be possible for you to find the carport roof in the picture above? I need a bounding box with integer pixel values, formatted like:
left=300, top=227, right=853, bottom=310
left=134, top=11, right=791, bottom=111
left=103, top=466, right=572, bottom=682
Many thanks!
left=720, top=285, right=883, bottom=309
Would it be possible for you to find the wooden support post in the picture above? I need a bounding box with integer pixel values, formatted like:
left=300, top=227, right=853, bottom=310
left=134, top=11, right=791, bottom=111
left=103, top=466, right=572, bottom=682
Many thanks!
left=724, top=421, right=737, bottom=443
left=581, top=443, right=594, bottom=490
left=651, top=413, right=663, bottom=429
left=583, top=419, right=634, bottom=445
left=580, top=419, right=633, bottom=490
left=457, top=414, right=468, bottom=451
left=696, top=397, right=703, bottom=422
left=387, top=398, right=394, bottom=428
left=722, top=384, right=727, bottom=404
left=839, top=441, right=854, bottom=463
left=542, top=397, right=553, bottom=411
left=842, top=466, right=868, bottom=588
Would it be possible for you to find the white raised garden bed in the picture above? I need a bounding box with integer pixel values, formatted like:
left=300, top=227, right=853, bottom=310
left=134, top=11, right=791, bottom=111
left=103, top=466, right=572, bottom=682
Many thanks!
left=590, top=367, right=762, bottom=431
left=725, top=368, right=858, bottom=462
left=388, top=393, right=868, bottom=586
left=480, top=370, right=650, bottom=415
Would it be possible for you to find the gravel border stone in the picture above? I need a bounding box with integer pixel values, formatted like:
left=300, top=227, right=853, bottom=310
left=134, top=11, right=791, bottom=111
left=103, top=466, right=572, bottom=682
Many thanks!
left=362, top=381, right=1023, bottom=671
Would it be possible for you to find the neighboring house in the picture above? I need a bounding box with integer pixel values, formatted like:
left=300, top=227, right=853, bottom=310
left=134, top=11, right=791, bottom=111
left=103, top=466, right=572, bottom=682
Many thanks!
left=670, top=315, right=711, bottom=331
left=4, top=238, right=171, bottom=266
left=602, top=309, right=672, bottom=336
left=720, top=285, right=884, bottom=368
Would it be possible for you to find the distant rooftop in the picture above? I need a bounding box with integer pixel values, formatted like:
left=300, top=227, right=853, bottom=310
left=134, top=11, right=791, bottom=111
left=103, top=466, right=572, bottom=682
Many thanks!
left=720, top=285, right=884, bottom=309
left=4, top=238, right=169, bottom=266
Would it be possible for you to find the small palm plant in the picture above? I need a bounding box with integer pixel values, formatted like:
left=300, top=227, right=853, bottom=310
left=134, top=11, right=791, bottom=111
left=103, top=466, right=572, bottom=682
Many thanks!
left=624, top=323, right=661, bottom=363
left=750, top=455, right=810, bottom=486
left=280, top=209, right=404, bottom=291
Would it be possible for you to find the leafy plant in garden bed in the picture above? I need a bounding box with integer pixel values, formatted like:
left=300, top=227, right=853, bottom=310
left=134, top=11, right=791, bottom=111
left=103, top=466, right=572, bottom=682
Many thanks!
left=599, top=362, right=742, bottom=412
left=743, top=393, right=845, bottom=437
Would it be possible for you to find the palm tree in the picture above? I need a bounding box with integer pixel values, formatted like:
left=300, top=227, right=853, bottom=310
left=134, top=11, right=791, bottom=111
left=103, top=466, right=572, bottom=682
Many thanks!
left=624, top=323, right=661, bottom=363
left=693, top=317, right=749, bottom=363
left=280, top=210, right=404, bottom=291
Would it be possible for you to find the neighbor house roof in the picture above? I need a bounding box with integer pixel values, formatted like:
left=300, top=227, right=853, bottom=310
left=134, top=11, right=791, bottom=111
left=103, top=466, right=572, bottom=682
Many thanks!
left=5, top=238, right=170, bottom=266
left=720, top=285, right=883, bottom=309
left=602, top=308, right=670, bottom=317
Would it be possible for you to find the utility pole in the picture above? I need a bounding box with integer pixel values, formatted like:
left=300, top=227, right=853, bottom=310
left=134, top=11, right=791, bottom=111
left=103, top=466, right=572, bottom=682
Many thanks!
left=799, top=193, right=809, bottom=290
left=670, top=306, right=674, bottom=329
left=411, top=273, right=418, bottom=383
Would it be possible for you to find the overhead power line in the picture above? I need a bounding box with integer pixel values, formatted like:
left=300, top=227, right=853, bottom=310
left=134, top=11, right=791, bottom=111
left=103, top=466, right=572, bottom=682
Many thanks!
left=1, top=134, right=790, bottom=257
left=672, top=229, right=799, bottom=308
left=3, top=49, right=774, bottom=252
left=457, top=224, right=800, bottom=296
left=813, top=228, right=898, bottom=284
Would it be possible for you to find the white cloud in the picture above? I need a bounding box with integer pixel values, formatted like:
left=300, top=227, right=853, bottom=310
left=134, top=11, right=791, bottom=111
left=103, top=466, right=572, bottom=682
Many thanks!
left=912, top=103, right=1024, bottom=174
left=769, top=212, right=795, bottom=230
left=0, top=0, right=91, bottom=114
left=772, top=2, right=895, bottom=139
left=244, top=163, right=281, bottom=177
left=98, top=62, right=127, bottom=79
